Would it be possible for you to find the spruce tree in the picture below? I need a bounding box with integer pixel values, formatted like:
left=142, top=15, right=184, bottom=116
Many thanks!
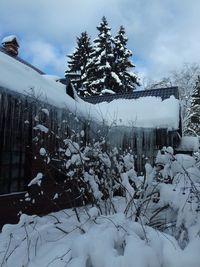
left=84, top=16, right=121, bottom=95
left=66, top=31, right=93, bottom=95
left=186, top=76, right=200, bottom=136
left=113, top=26, right=139, bottom=92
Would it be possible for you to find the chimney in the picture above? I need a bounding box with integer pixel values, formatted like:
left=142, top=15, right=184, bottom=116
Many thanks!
left=1, top=35, right=19, bottom=56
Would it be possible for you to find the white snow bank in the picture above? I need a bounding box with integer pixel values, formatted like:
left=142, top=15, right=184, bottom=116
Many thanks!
left=0, top=51, right=180, bottom=129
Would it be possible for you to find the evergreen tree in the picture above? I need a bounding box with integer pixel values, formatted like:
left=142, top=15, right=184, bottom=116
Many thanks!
left=113, top=26, right=139, bottom=92
left=84, top=16, right=121, bottom=95
left=66, top=31, right=93, bottom=95
left=186, top=76, right=200, bottom=136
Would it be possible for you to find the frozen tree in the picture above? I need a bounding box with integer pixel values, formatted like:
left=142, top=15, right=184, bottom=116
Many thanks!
left=67, top=19, right=140, bottom=95
left=113, top=25, right=139, bottom=92
left=83, top=16, right=119, bottom=95
left=144, top=63, right=200, bottom=134
left=185, top=76, right=200, bottom=136
left=143, top=77, right=173, bottom=91
left=144, top=63, right=200, bottom=95
left=171, top=63, right=200, bottom=133
left=66, top=31, right=94, bottom=95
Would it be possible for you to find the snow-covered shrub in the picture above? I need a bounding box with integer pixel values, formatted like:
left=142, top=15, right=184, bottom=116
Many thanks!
left=28, top=105, right=200, bottom=251
left=28, top=105, right=143, bottom=216
left=143, top=146, right=200, bottom=248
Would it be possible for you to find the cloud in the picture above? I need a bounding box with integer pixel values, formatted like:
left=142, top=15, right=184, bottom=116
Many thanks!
left=1, top=0, right=200, bottom=79
left=21, top=40, right=67, bottom=76
left=0, top=0, right=122, bottom=41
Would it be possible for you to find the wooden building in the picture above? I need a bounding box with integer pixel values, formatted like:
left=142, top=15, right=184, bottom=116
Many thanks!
left=0, top=37, right=182, bottom=227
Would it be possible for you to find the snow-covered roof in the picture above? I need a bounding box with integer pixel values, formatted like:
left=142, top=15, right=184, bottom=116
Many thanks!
left=77, top=95, right=180, bottom=129
left=83, top=87, right=179, bottom=104
left=42, top=74, right=61, bottom=82
left=0, top=50, right=180, bottom=130
left=0, top=47, right=44, bottom=74
left=0, top=50, right=81, bottom=111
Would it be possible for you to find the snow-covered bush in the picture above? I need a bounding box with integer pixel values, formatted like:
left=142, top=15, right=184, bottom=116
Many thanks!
left=28, top=105, right=143, bottom=216
left=25, top=105, right=200, bottom=259
left=142, top=146, right=200, bottom=248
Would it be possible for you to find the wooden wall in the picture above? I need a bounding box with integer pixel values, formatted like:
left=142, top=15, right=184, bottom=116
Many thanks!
left=0, top=87, right=97, bottom=226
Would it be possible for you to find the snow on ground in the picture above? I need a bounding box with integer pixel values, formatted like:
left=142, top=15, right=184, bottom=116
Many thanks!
left=0, top=51, right=180, bottom=129
left=1, top=149, right=200, bottom=267
left=0, top=201, right=200, bottom=267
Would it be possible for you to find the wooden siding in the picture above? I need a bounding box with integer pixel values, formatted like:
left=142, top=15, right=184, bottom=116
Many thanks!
left=0, top=88, right=98, bottom=226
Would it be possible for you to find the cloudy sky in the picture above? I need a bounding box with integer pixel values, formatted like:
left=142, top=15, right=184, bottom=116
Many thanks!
left=1, top=0, right=200, bottom=82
